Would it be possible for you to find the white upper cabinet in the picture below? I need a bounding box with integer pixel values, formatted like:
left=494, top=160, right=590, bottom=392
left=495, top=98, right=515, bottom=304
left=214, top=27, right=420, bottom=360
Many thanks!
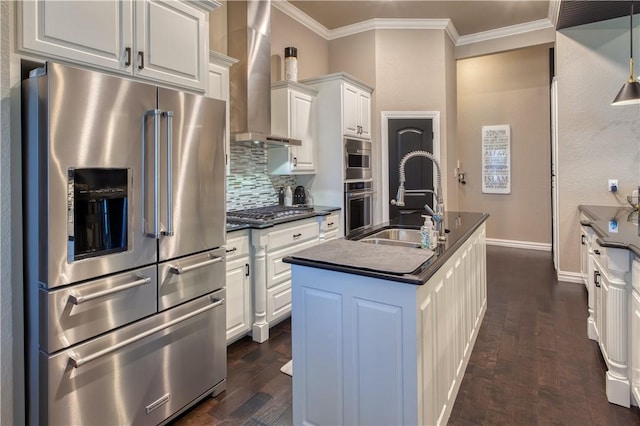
left=207, top=51, right=238, bottom=175
left=269, top=81, right=318, bottom=174
left=343, top=81, right=371, bottom=139
left=18, top=0, right=220, bottom=92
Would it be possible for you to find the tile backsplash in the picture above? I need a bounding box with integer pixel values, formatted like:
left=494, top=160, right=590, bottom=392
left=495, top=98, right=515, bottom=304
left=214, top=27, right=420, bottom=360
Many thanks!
left=226, top=144, right=296, bottom=211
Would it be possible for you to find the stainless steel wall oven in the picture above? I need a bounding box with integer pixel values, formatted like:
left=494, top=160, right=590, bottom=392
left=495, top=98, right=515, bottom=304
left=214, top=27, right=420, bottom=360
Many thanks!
left=344, top=180, right=374, bottom=235
left=344, top=138, right=372, bottom=181
left=22, top=62, right=227, bottom=425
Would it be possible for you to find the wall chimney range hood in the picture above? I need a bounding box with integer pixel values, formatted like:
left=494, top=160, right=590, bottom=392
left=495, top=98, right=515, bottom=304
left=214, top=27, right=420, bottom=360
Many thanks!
left=228, top=0, right=301, bottom=147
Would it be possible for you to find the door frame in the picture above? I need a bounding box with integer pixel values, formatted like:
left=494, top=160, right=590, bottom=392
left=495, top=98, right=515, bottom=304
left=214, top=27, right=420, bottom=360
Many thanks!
left=551, top=78, right=559, bottom=270
left=381, top=111, right=441, bottom=223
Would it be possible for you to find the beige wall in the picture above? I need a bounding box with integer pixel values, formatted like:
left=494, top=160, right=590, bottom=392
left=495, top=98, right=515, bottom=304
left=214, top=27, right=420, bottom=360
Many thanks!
left=371, top=29, right=456, bottom=218
left=457, top=45, right=552, bottom=244
left=556, top=17, right=640, bottom=275
left=271, top=8, right=329, bottom=81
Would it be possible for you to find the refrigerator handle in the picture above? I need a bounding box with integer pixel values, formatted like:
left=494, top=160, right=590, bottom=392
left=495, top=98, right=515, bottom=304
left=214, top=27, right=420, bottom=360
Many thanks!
left=162, top=111, right=174, bottom=237
left=68, top=295, right=225, bottom=368
left=144, top=109, right=161, bottom=239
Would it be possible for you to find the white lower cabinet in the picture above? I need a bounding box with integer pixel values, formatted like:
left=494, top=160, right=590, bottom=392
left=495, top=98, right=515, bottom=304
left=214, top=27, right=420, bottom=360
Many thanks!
left=591, top=244, right=632, bottom=407
left=318, top=212, right=340, bottom=242
left=224, top=230, right=251, bottom=344
left=250, top=218, right=320, bottom=342
left=632, top=290, right=640, bottom=406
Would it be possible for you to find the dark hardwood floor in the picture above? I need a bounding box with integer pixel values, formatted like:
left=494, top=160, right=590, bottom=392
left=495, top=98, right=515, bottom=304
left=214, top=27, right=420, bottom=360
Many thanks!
left=172, top=245, right=640, bottom=425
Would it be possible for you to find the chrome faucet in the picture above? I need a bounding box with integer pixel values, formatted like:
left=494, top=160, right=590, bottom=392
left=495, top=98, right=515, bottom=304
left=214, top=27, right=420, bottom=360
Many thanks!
left=391, top=150, right=446, bottom=241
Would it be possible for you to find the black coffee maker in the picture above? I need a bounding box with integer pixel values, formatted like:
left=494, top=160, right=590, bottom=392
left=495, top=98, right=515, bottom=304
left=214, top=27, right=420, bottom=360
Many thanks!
left=293, top=185, right=307, bottom=206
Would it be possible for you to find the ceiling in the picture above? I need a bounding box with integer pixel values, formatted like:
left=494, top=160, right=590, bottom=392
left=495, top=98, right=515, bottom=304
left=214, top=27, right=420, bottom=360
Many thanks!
left=287, top=1, right=640, bottom=37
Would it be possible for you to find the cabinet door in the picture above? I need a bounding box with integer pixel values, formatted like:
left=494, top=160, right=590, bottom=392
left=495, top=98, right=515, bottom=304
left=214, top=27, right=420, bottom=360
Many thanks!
left=226, top=257, right=251, bottom=344
left=19, top=0, right=133, bottom=72
left=358, top=89, right=371, bottom=139
left=208, top=61, right=231, bottom=174
left=343, top=83, right=360, bottom=138
left=135, top=0, right=207, bottom=91
left=580, top=228, right=589, bottom=288
left=290, top=90, right=315, bottom=172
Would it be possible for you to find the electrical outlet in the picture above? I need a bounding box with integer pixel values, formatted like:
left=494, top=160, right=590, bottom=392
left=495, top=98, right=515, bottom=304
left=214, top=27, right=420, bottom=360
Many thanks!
left=608, top=179, right=619, bottom=192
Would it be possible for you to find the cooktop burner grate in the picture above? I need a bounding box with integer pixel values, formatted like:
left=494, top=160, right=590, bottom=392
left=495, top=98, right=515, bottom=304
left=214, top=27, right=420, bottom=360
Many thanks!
left=227, top=205, right=315, bottom=224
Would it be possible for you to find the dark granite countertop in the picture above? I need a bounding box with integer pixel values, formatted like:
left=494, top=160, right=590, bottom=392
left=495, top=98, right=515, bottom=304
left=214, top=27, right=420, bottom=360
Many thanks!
left=578, top=205, right=640, bottom=257
left=226, top=205, right=341, bottom=233
left=283, top=211, right=489, bottom=285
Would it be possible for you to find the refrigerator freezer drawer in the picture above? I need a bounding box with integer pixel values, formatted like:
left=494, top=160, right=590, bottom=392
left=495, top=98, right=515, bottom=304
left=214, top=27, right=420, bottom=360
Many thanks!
left=40, top=265, right=158, bottom=353
left=158, top=247, right=226, bottom=311
left=39, top=289, right=226, bottom=426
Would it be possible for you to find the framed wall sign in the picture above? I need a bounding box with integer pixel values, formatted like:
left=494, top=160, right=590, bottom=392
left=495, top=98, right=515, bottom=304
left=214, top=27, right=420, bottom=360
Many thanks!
left=482, top=124, right=511, bottom=194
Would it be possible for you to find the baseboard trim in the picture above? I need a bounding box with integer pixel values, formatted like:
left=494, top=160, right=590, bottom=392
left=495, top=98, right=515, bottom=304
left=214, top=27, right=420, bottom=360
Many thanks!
left=486, top=238, right=551, bottom=251
left=557, top=271, right=583, bottom=284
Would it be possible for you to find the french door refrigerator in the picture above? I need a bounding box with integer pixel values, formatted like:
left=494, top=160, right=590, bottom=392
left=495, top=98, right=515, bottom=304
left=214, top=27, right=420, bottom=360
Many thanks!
left=22, top=62, right=227, bottom=425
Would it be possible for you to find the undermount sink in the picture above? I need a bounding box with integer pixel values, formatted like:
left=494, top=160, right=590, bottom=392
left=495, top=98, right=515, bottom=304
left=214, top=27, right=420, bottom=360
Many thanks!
left=359, top=228, right=423, bottom=248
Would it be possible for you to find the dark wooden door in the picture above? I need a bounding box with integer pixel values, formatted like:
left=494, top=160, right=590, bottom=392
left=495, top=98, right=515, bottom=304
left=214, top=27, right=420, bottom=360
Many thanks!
left=388, top=118, right=434, bottom=219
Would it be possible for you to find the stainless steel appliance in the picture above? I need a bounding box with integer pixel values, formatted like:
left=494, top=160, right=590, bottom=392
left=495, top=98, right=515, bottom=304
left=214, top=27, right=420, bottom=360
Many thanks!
left=227, top=205, right=316, bottom=225
left=22, top=62, right=227, bottom=425
left=345, top=138, right=372, bottom=181
left=344, top=181, right=375, bottom=234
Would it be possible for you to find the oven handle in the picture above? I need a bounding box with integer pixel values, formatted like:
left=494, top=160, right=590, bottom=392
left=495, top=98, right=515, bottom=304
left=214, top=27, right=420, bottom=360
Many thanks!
left=68, top=276, right=151, bottom=305
left=169, top=255, right=223, bottom=275
left=346, top=190, right=375, bottom=199
left=68, top=296, right=225, bottom=368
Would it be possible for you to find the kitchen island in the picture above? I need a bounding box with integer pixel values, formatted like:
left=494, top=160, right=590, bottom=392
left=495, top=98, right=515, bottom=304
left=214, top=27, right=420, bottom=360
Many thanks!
left=284, top=211, right=489, bottom=426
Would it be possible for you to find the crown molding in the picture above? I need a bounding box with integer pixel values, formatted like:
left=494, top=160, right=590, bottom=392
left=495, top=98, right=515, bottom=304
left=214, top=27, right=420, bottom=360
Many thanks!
left=274, top=1, right=555, bottom=48
left=456, top=18, right=554, bottom=46
left=272, top=0, right=330, bottom=39
left=548, top=0, right=561, bottom=29
left=327, top=18, right=456, bottom=42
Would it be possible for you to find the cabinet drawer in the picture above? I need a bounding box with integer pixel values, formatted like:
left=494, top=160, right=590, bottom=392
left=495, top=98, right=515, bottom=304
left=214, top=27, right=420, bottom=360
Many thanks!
left=323, top=229, right=340, bottom=242
left=268, top=220, right=319, bottom=251
left=225, top=231, right=250, bottom=262
left=321, top=213, right=340, bottom=232
left=267, top=281, right=292, bottom=323
left=41, top=290, right=226, bottom=426
left=41, top=265, right=157, bottom=353
left=158, top=248, right=226, bottom=312
left=267, top=238, right=318, bottom=288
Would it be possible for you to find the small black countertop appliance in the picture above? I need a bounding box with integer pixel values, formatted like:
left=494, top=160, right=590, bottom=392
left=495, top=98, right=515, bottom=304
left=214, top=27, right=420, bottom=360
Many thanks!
left=294, top=185, right=307, bottom=205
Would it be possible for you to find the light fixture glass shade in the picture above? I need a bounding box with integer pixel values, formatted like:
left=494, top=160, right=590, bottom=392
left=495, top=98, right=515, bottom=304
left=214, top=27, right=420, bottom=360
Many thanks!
left=612, top=80, right=640, bottom=105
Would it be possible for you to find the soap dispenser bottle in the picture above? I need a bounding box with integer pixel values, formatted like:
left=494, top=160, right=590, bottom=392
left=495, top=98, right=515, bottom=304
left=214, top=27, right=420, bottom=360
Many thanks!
left=420, top=215, right=433, bottom=249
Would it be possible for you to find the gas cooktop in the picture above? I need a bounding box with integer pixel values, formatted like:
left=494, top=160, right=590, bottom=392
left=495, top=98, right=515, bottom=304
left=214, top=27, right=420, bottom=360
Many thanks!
left=227, top=205, right=315, bottom=225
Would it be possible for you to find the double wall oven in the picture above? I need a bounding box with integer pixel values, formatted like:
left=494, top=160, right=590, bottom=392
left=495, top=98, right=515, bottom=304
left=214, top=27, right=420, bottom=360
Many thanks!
left=23, top=62, right=227, bottom=425
left=344, top=138, right=374, bottom=235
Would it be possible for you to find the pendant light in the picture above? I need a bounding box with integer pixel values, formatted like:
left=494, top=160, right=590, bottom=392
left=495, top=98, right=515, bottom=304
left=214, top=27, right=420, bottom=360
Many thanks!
left=612, top=3, right=640, bottom=105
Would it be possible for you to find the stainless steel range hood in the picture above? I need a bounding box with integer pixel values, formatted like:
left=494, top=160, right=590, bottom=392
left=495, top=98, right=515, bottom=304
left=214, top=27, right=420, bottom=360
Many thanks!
left=228, top=0, right=301, bottom=147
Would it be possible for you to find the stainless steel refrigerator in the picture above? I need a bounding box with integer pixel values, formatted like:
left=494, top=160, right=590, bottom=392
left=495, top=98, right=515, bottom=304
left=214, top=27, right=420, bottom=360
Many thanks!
left=22, top=62, right=227, bottom=425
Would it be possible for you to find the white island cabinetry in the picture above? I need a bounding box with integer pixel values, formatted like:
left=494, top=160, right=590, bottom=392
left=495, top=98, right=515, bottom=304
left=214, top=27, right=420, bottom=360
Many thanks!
left=291, top=222, right=487, bottom=426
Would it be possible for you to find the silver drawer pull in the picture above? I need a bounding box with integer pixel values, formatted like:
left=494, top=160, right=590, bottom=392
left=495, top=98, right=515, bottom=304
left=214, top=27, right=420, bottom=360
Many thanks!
left=169, top=255, right=222, bottom=275
left=68, top=276, right=151, bottom=305
left=68, top=296, right=225, bottom=368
